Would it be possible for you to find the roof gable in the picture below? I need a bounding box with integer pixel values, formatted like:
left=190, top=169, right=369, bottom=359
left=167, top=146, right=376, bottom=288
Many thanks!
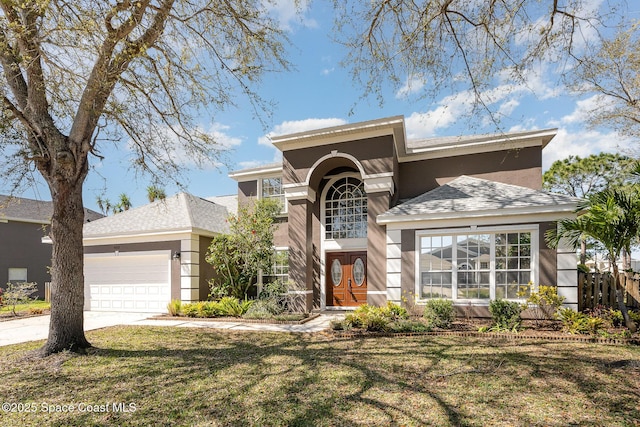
left=378, top=176, right=582, bottom=222
left=83, top=193, right=230, bottom=238
left=0, top=195, right=103, bottom=224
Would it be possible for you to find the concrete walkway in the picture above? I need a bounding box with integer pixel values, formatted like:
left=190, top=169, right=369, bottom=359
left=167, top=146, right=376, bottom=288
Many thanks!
left=0, top=312, right=343, bottom=347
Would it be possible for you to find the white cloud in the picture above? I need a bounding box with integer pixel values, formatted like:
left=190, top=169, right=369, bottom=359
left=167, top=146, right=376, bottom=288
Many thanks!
left=264, top=0, right=317, bottom=31
left=258, top=117, right=348, bottom=146
left=208, top=122, right=243, bottom=148
left=542, top=128, right=628, bottom=170
left=321, top=67, right=335, bottom=76
left=395, top=74, right=426, bottom=99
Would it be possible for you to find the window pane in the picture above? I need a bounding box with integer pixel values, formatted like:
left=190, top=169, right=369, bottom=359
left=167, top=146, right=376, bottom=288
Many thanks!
left=325, top=177, right=367, bottom=240
left=8, top=268, right=27, bottom=282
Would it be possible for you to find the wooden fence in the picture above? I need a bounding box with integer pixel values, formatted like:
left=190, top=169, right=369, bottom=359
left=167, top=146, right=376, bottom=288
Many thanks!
left=45, top=281, right=51, bottom=302
left=578, top=272, right=640, bottom=311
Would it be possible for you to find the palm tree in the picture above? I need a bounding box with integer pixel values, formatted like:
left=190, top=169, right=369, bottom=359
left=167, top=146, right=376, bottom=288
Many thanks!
left=95, top=196, right=111, bottom=216
left=548, top=187, right=640, bottom=332
left=113, top=193, right=132, bottom=214
left=146, top=185, right=166, bottom=202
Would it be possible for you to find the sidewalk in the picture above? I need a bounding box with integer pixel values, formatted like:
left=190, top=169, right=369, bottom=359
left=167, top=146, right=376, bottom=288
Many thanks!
left=0, top=312, right=343, bottom=347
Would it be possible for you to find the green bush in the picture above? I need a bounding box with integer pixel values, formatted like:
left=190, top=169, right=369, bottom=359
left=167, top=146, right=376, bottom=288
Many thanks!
left=381, top=301, right=409, bottom=320
left=167, top=299, right=182, bottom=316
left=199, top=301, right=221, bottom=317
left=523, top=285, right=565, bottom=323
left=423, top=299, right=455, bottom=329
left=488, top=299, right=523, bottom=332
left=243, top=299, right=277, bottom=319
left=558, top=308, right=606, bottom=335
left=385, top=319, right=431, bottom=333
left=217, top=297, right=253, bottom=317
left=181, top=303, right=200, bottom=318
left=341, top=302, right=409, bottom=332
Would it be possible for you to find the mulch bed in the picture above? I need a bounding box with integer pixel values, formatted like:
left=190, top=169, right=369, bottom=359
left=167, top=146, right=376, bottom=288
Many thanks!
left=330, top=318, right=640, bottom=345
left=152, top=313, right=320, bottom=325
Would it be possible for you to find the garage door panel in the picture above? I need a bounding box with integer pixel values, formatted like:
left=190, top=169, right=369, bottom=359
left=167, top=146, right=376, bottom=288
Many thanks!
left=85, top=253, right=171, bottom=313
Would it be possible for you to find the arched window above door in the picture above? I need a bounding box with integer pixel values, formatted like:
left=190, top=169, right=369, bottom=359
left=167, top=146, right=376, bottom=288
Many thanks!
left=324, top=176, right=367, bottom=239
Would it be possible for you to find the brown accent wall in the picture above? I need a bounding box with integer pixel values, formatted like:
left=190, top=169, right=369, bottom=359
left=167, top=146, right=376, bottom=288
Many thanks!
left=0, top=221, right=51, bottom=299
left=84, top=241, right=181, bottom=300
left=283, top=135, right=395, bottom=185
left=538, top=222, right=558, bottom=286
left=288, top=199, right=314, bottom=310
left=398, top=147, right=542, bottom=200
left=367, top=192, right=390, bottom=300
left=238, top=180, right=257, bottom=205
left=273, top=217, right=289, bottom=247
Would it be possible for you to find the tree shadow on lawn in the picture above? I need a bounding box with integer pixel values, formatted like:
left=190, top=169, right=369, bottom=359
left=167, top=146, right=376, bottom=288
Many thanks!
left=2, top=327, right=640, bottom=427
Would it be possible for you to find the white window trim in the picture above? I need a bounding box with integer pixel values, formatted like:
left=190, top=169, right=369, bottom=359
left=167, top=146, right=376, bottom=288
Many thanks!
left=257, top=175, right=287, bottom=215
left=258, top=246, right=289, bottom=289
left=414, top=224, right=539, bottom=305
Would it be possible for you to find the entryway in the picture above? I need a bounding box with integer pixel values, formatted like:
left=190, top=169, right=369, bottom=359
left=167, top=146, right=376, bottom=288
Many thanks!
left=326, top=251, right=367, bottom=307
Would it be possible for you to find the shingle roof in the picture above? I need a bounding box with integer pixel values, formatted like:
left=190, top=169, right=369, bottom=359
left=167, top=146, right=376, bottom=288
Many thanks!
left=379, top=176, right=582, bottom=221
left=83, top=193, right=230, bottom=237
left=0, top=194, right=103, bottom=223
left=206, top=194, right=238, bottom=215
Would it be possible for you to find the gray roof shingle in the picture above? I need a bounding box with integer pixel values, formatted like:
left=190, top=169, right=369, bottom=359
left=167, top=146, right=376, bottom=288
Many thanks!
left=0, top=194, right=103, bottom=223
left=379, top=176, right=582, bottom=220
left=83, top=193, right=230, bottom=237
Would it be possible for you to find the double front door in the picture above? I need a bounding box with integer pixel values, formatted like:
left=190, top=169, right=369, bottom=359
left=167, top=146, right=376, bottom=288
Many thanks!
left=326, top=251, right=367, bottom=307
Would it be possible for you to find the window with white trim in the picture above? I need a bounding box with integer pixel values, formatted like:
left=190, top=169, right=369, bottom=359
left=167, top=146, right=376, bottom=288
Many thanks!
left=417, top=229, right=535, bottom=301
left=261, top=177, right=286, bottom=213
left=264, top=249, right=289, bottom=285
left=8, top=268, right=28, bottom=283
left=325, top=176, right=367, bottom=239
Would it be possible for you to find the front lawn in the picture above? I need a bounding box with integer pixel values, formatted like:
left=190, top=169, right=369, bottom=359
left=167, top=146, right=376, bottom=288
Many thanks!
left=0, top=300, right=50, bottom=317
left=1, top=327, right=639, bottom=426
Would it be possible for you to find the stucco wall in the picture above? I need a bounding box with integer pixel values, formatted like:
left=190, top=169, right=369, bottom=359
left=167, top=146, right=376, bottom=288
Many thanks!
left=283, top=135, right=396, bottom=186
left=0, top=221, right=51, bottom=299
left=397, top=146, right=543, bottom=200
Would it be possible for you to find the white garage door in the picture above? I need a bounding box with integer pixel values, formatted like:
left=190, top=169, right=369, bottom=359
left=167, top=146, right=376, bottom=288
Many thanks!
left=84, top=251, right=171, bottom=313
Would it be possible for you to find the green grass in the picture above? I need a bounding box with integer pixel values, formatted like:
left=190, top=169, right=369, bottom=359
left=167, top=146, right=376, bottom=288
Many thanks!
left=1, top=327, right=639, bottom=426
left=0, top=300, right=50, bottom=315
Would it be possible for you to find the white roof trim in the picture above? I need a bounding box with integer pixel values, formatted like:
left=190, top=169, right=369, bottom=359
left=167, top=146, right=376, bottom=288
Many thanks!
left=229, top=165, right=283, bottom=182
left=272, top=116, right=405, bottom=152
left=401, top=129, right=557, bottom=162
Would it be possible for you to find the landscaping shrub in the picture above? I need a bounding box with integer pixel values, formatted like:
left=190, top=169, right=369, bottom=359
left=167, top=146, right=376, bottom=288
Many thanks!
left=423, top=299, right=455, bottom=329
left=181, top=303, right=200, bottom=318
left=28, top=307, right=44, bottom=315
left=381, top=301, right=408, bottom=320
left=558, top=308, right=606, bottom=335
left=385, top=319, right=431, bottom=333
left=522, top=285, right=565, bottom=324
left=199, top=301, right=221, bottom=317
left=1, top=282, right=38, bottom=316
left=217, top=297, right=252, bottom=317
left=487, top=299, right=522, bottom=332
left=167, top=299, right=182, bottom=316
left=341, top=302, right=410, bottom=332
left=243, top=299, right=278, bottom=319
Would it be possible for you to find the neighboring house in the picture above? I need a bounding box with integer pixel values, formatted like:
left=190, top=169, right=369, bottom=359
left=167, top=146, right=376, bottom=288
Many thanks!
left=229, top=116, right=582, bottom=315
left=0, top=195, right=102, bottom=299
left=81, top=193, right=232, bottom=312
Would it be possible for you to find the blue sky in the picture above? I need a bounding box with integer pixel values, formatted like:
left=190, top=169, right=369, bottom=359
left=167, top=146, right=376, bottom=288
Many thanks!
left=8, top=0, right=638, bottom=212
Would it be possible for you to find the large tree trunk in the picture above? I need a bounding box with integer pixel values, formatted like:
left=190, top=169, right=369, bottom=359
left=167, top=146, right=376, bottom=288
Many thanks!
left=38, top=142, right=91, bottom=355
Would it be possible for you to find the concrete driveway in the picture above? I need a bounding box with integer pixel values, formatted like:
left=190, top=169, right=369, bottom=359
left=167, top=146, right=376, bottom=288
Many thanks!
left=0, top=311, right=155, bottom=347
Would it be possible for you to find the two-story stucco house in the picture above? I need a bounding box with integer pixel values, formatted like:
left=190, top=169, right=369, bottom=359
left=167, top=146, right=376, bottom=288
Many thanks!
left=230, top=116, right=581, bottom=315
